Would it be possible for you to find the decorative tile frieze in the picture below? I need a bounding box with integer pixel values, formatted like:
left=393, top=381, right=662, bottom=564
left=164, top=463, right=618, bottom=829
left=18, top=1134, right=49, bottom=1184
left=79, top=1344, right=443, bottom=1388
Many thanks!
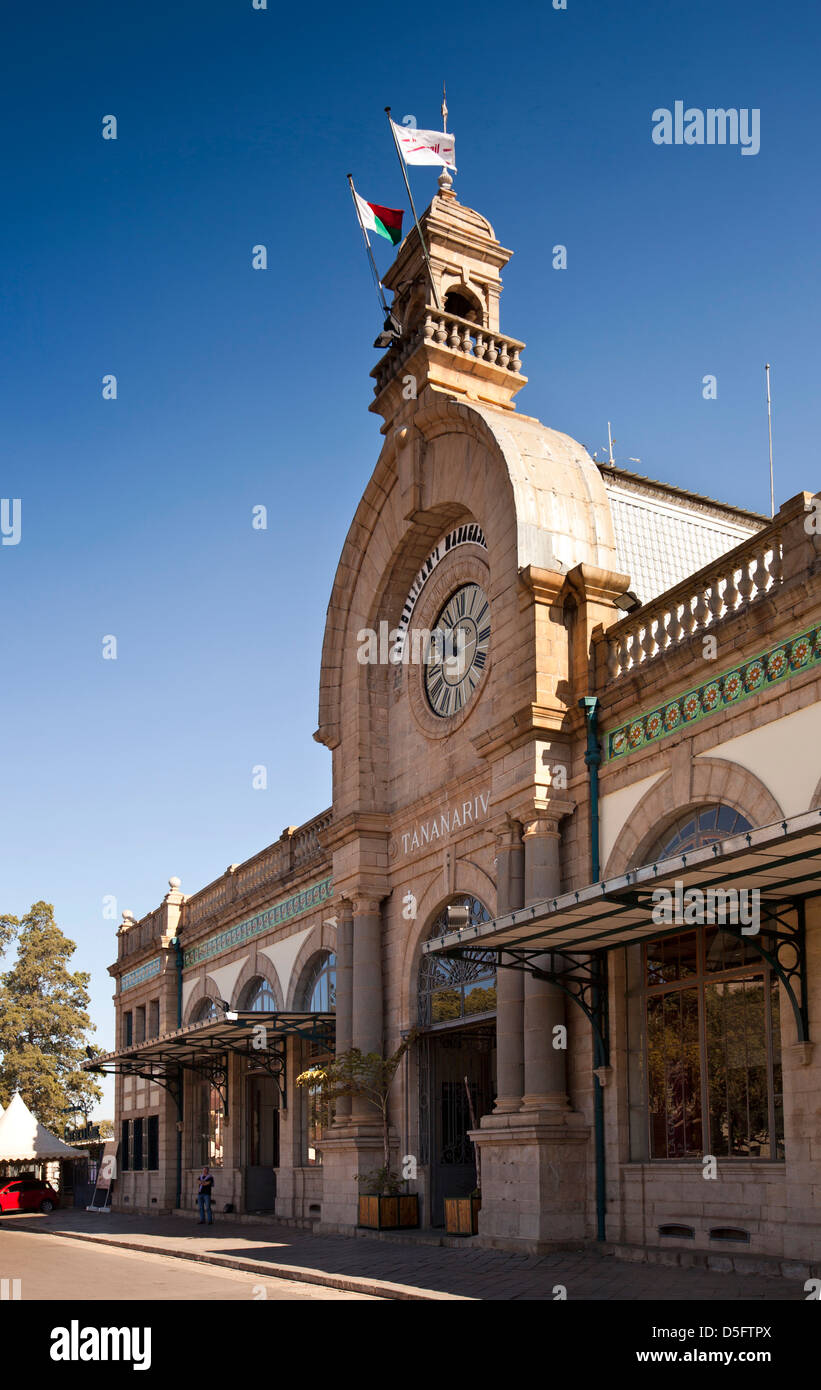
left=606, top=624, right=821, bottom=762
left=121, top=957, right=162, bottom=992
left=182, top=874, right=333, bottom=969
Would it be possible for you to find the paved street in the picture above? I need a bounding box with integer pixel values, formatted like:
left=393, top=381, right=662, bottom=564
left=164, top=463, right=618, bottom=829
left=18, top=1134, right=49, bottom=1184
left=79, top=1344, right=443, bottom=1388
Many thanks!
left=0, top=1226, right=381, bottom=1301
left=4, top=1210, right=805, bottom=1301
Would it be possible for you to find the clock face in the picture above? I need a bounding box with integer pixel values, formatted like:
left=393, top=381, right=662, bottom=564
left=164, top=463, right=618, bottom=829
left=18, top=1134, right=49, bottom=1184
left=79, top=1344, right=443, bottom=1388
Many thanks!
left=424, top=583, right=490, bottom=718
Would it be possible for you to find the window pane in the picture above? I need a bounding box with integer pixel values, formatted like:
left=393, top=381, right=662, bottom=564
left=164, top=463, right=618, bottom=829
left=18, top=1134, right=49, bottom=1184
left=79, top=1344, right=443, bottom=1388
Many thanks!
left=704, top=927, right=764, bottom=972
left=645, top=932, right=698, bottom=986
left=132, top=1118, right=143, bottom=1170
left=706, top=978, right=774, bottom=1157
left=431, top=987, right=462, bottom=1023
left=303, top=954, right=336, bottom=1013
left=463, top=978, right=497, bottom=1016
left=647, top=987, right=702, bottom=1158
left=418, top=898, right=494, bottom=1026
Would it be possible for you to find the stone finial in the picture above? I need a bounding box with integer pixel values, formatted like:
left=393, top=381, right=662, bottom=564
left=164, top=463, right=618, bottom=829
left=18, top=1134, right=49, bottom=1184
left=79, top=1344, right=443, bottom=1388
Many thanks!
left=121, top=910, right=135, bottom=927
left=168, top=876, right=181, bottom=890
left=437, top=166, right=456, bottom=200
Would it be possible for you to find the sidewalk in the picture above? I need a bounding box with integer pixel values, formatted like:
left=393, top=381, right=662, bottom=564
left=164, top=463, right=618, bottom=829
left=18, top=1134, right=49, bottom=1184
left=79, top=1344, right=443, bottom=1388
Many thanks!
left=7, top=1209, right=803, bottom=1301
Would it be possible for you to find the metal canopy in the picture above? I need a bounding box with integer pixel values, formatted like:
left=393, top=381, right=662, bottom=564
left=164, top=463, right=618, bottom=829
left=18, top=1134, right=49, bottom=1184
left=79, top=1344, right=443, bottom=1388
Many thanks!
left=82, top=1012, right=335, bottom=1112
left=423, top=808, right=821, bottom=958
left=83, top=1011, right=334, bottom=1074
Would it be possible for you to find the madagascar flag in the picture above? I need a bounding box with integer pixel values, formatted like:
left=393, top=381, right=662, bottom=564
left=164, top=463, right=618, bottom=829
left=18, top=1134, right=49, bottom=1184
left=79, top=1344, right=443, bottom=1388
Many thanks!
left=353, top=190, right=404, bottom=246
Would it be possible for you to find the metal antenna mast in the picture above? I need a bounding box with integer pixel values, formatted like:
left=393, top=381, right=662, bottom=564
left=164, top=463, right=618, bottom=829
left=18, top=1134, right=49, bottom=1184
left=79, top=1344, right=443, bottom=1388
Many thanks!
left=765, top=363, right=775, bottom=518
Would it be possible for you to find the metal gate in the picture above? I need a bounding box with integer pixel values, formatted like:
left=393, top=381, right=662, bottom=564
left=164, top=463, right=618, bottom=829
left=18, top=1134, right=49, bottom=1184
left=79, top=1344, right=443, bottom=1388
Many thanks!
left=419, top=1025, right=495, bottom=1226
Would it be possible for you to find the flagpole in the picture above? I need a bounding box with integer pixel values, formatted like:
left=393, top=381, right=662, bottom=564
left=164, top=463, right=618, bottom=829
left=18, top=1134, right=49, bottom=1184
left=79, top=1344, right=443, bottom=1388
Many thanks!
left=765, top=362, right=775, bottom=518
left=384, top=107, right=442, bottom=310
left=347, top=174, right=390, bottom=318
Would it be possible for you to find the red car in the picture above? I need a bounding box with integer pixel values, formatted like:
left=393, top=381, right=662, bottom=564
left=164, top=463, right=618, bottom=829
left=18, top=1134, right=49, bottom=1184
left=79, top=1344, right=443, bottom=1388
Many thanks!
left=0, top=1178, right=59, bottom=1213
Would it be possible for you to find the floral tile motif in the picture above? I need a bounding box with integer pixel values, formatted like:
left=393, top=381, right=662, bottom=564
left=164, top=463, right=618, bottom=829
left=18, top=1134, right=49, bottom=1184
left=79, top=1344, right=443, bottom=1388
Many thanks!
left=607, top=624, right=821, bottom=761
left=183, top=874, right=334, bottom=969
left=121, top=957, right=162, bottom=993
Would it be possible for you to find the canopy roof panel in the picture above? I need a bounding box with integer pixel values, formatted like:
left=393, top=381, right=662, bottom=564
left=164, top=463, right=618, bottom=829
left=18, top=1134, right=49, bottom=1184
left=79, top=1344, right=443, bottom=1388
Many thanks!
left=82, top=1011, right=335, bottom=1077
left=423, top=809, right=821, bottom=958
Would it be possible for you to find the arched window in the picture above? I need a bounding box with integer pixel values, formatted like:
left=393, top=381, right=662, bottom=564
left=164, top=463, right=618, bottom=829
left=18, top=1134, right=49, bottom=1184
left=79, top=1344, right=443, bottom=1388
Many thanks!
left=239, top=977, right=277, bottom=1012
left=631, top=803, right=783, bottom=1161
left=299, top=953, right=336, bottom=1168
left=648, top=804, right=752, bottom=862
left=444, top=288, right=482, bottom=323
left=301, top=952, right=336, bottom=1013
left=192, top=997, right=218, bottom=1024
left=418, top=896, right=495, bottom=1027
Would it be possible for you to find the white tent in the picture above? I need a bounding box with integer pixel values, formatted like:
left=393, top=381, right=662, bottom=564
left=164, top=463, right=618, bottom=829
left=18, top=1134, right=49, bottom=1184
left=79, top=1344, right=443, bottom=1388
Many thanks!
left=0, top=1092, right=88, bottom=1161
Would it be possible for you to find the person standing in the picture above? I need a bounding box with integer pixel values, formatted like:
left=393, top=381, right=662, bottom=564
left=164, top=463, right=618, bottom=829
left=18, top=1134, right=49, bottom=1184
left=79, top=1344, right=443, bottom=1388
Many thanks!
left=197, top=1166, right=214, bottom=1225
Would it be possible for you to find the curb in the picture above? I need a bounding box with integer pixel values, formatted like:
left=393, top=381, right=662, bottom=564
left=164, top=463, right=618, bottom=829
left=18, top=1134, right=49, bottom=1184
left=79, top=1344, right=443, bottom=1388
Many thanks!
left=11, top=1223, right=471, bottom=1302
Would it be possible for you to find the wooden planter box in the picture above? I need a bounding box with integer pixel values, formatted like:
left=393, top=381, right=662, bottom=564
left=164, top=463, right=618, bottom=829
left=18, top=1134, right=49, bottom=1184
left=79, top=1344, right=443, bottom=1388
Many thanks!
left=444, top=1195, right=481, bottom=1236
left=358, top=1194, right=420, bottom=1230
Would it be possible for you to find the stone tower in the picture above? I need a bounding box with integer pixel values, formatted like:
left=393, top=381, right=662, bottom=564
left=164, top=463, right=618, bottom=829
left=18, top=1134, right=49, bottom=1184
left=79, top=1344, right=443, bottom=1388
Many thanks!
left=316, top=171, right=631, bottom=1244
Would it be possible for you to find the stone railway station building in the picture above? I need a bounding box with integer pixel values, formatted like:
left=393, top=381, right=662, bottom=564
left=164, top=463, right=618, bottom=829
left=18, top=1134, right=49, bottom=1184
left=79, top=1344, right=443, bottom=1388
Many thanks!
left=89, top=171, right=821, bottom=1262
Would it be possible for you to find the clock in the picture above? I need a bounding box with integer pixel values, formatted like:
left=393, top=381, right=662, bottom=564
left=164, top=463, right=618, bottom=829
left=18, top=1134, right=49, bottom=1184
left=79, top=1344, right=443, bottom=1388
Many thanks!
left=424, top=583, right=490, bottom=718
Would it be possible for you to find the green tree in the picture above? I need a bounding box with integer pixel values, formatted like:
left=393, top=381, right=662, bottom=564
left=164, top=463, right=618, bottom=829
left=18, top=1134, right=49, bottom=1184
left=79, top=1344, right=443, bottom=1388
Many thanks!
left=0, top=901, right=102, bottom=1127
left=296, top=1031, right=418, bottom=1192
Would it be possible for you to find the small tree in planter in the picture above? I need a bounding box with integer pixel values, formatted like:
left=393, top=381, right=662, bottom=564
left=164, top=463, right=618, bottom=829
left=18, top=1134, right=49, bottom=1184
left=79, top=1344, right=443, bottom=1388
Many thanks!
left=296, top=1030, right=420, bottom=1229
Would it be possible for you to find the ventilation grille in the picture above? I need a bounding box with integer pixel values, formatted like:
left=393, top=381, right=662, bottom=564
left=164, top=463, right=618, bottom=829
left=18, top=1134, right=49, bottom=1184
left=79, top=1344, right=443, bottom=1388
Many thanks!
left=709, top=1227, right=750, bottom=1244
left=658, top=1224, right=695, bottom=1240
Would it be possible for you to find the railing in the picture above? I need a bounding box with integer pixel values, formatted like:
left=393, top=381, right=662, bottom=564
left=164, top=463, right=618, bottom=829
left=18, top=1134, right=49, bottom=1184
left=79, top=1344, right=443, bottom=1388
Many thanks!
left=292, top=808, right=333, bottom=868
left=601, top=526, right=783, bottom=682
left=184, top=877, right=232, bottom=927
left=183, top=807, right=333, bottom=927
left=372, top=306, right=525, bottom=395
left=423, top=309, right=524, bottom=371
left=120, top=907, right=162, bottom=959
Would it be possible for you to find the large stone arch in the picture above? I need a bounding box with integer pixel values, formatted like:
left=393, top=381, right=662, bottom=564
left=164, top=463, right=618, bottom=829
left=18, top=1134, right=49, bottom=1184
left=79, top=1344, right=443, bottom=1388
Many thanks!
left=315, top=395, right=619, bottom=820
left=183, top=978, right=221, bottom=1026
left=287, top=921, right=337, bottom=1011
left=399, top=863, right=497, bottom=1033
left=603, top=757, right=785, bottom=878
left=231, top=955, right=282, bottom=1012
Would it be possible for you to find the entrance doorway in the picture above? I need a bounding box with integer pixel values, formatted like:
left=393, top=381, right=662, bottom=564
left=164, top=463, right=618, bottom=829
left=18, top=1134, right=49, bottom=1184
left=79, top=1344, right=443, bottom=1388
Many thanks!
left=245, top=1073, right=280, bottom=1211
left=416, top=895, right=497, bottom=1227
left=420, top=1024, right=496, bottom=1226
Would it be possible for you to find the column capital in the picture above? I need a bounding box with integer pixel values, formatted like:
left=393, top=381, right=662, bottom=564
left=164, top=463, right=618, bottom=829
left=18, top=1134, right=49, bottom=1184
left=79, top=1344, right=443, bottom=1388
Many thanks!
left=518, top=798, right=576, bottom=839
left=336, top=896, right=354, bottom=924
left=492, top=812, right=524, bottom=852
left=351, top=896, right=382, bottom=918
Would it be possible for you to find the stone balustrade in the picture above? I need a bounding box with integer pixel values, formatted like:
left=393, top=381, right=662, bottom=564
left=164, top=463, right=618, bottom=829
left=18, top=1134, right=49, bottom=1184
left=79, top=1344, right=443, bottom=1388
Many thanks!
left=372, top=306, right=525, bottom=395
left=118, top=907, right=163, bottom=960
left=601, top=524, right=784, bottom=682
left=423, top=308, right=524, bottom=372
left=183, top=807, right=333, bottom=927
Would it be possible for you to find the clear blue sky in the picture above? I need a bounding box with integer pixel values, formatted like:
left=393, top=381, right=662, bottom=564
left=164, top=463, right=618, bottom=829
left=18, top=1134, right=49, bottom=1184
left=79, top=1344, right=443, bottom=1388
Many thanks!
left=1, top=0, right=818, bottom=1108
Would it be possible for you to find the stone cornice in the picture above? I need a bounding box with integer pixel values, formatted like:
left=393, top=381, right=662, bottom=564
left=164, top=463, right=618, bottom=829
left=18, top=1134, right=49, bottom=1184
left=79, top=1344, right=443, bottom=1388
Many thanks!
left=471, top=704, right=570, bottom=760
left=321, top=812, right=391, bottom=855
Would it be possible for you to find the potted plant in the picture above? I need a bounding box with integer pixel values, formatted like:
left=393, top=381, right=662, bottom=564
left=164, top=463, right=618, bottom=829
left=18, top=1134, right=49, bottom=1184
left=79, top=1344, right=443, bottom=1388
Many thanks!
left=444, top=1075, right=482, bottom=1236
left=296, top=1031, right=420, bottom=1230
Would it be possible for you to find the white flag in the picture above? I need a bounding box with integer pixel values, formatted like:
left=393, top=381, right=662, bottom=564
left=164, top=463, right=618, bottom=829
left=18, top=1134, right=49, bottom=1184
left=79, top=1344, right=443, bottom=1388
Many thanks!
left=391, top=119, right=456, bottom=171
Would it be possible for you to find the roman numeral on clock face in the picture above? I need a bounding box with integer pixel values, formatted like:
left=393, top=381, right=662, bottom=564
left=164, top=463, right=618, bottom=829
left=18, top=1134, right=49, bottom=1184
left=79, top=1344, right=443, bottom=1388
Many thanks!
left=424, top=583, right=491, bottom=719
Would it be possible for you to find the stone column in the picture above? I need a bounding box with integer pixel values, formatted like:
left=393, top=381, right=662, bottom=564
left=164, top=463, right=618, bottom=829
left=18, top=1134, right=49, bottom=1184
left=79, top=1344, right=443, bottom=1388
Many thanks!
left=312, top=892, right=385, bottom=1231
left=351, top=896, right=383, bottom=1121
left=493, top=819, right=525, bottom=1112
left=521, top=814, right=569, bottom=1111
left=334, top=898, right=353, bottom=1121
